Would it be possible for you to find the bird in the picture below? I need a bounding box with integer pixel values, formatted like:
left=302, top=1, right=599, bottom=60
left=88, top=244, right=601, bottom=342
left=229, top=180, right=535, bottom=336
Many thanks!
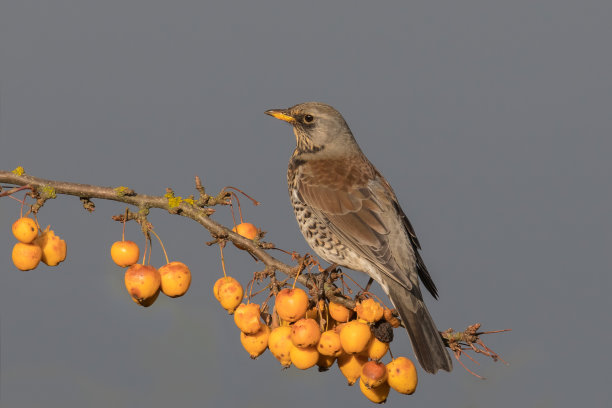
left=265, top=102, right=453, bottom=374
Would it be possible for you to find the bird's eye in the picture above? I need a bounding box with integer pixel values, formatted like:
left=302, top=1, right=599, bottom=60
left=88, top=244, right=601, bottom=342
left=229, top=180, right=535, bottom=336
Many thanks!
left=303, top=114, right=314, bottom=123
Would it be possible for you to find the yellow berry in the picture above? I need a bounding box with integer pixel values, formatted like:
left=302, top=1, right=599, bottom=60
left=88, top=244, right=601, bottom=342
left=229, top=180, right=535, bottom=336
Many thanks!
left=240, top=322, right=270, bottom=358
left=216, top=278, right=244, bottom=314
left=213, top=276, right=239, bottom=301
left=275, top=288, right=309, bottom=322
left=337, top=353, right=368, bottom=386
left=232, top=223, right=258, bottom=249
left=124, top=264, right=161, bottom=301
left=366, top=337, right=390, bottom=360
left=290, top=318, right=321, bottom=348
left=12, top=217, right=39, bottom=244
left=317, top=330, right=343, bottom=357
left=110, top=240, right=140, bottom=267
left=12, top=242, right=42, bottom=271
left=131, top=288, right=160, bottom=307
left=361, top=360, right=388, bottom=389
left=355, top=298, right=384, bottom=323
left=316, top=354, right=336, bottom=371
left=159, top=261, right=191, bottom=297
left=268, top=326, right=293, bottom=367
left=329, top=301, right=353, bottom=322
left=386, top=357, right=418, bottom=395
left=34, top=228, right=66, bottom=266
left=234, top=303, right=262, bottom=334
left=359, top=379, right=390, bottom=404
left=289, top=345, right=319, bottom=370
left=339, top=320, right=372, bottom=354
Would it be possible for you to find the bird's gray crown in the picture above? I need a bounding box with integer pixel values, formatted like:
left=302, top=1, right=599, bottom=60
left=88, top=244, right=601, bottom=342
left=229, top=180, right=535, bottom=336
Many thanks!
left=273, top=102, right=362, bottom=157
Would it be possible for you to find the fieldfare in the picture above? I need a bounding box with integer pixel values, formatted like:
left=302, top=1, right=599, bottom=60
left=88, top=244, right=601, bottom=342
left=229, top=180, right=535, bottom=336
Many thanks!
left=265, top=102, right=453, bottom=374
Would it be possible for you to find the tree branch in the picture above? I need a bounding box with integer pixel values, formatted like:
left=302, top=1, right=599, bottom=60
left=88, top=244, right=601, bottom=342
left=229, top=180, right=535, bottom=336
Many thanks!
left=0, top=170, right=345, bottom=305
left=1, top=169, right=508, bottom=373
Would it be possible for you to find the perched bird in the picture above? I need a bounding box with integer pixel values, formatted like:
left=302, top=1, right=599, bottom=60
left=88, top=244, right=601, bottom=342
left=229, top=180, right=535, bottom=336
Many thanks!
left=265, top=102, right=453, bottom=373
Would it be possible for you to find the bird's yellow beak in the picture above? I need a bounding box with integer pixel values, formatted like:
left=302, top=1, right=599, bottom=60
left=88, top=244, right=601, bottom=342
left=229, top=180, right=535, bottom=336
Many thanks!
left=265, top=109, right=296, bottom=124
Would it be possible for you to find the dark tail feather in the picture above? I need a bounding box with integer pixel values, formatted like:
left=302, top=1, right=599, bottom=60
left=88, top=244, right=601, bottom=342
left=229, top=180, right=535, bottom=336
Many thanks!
left=386, top=280, right=453, bottom=374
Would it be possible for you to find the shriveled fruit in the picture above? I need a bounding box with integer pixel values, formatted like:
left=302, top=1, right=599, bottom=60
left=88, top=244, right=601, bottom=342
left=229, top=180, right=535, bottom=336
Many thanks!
left=110, top=240, right=140, bottom=267
left=317, top=330, right=343, bottom=357
left=159, top=261, right=191, bottom=297
left=365, top=337, right=390, bottom=360
left=355, top=298, right=384, bottom=323
left=372, top=320, right=394, bottom=343
left=359, top=379, right=390, bottom=404
left=124, top=264, right=161, bottom=301
left=329, top=301, right=353, bottom=322
left=12, top=242, right=42, bottom=271
left=240, top=322, right=270, bottom=358
left=268, top=326, right=293, bottom=367
left=316, top=354, right=336, bottom=371
left=132, top=288, right=160, bottom=307
left=213, top=276, right=239, bottom=301
left=34, top=227, right=66, bottom=266
left=289, top=345, right=319, bottom=370
left=12, top=217, right=38, bottom=244
left=275, top=287, right=309, bottom=322
left=339, top=320, right=372, bottom=354
left=386, top=357, right=418, bottom=395
left=290, top=318, right=321, bottom=348
left=234, top=303, right=262, bottom=334
left=361, top=360, right=388, bottom=389
left=216, top=277, right=244, bottom=313
left=337, top=353, right=368, bottom=386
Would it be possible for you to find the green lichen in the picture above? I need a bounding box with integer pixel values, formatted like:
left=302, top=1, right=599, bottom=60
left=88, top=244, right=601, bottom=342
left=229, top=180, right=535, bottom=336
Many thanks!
left=40, top=185, right=56, bottom=199
left=114, top=186, right=130, bottom=197
left=12, top=166, right=25, bottom=176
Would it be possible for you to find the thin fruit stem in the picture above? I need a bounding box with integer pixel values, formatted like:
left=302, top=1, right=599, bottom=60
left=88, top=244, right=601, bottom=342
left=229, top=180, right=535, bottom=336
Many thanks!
left=231, top=192, right=244, bottom=223
left=219, top=245, right=227, bottom=278
left=147, top=235, right=152, bottom=265
left=122, top=208, right=128, bottom=241
left=223, top=186, right=260, bottom=206
left=149, top=229, right=170, bottom=265
left=20, top=193, right=25, bottom=218
left=33, top=213, right=40, bottom=232
left=247, top=279, right=254, bottom=304
left=229, top=197, right=237, bottom=227
left=142, top=235, right=148, bottom=265
left=291, top=267, right=301, bottom=290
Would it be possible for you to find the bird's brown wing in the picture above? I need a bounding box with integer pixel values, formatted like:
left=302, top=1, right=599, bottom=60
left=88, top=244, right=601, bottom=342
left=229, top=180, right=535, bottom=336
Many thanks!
left=296, top=157, right=430, bottom=295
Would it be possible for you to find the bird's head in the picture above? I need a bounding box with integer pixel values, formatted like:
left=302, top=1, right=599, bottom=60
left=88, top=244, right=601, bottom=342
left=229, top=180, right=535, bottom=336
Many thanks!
left=265, top=102, right=360, bottom=156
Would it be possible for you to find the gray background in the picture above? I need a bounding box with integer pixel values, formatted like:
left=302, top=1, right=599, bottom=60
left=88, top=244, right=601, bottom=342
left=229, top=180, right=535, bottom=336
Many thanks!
left=1, top=1, right=611, bottom=407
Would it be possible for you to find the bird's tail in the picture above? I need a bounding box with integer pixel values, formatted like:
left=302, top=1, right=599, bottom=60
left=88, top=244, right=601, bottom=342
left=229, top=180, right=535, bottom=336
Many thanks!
left=385, top=280, right=453, bottom=374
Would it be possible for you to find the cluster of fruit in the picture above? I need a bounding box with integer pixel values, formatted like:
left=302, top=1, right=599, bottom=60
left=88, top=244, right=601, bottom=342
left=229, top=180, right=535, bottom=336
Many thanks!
left=110, top=240, right=192, bottom=306
left=11, top=217, right=66, bottom=270
left=214, top=275, right=418, bottom=404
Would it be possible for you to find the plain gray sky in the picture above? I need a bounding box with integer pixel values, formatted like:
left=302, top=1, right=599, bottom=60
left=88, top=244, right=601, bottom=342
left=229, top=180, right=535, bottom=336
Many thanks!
left=1, top=1, right=611, bottom=407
